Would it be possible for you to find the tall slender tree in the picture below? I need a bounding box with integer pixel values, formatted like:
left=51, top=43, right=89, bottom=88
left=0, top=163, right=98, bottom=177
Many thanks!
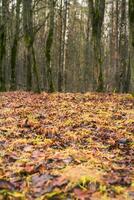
left=62, top=0, right=69, bottom=92
left=58, top=0, right=69, bottom=92
left=117, top=0, right=128, bottom=92
left=84, top=0, right=92, bottom=92
left=0, top=0, right=8, bottom=91
left=45, top=0, right=55, bottom=92
left=10, top=0, right=22, bottom=91
left=58, top=0, right=63, bottom=92
left=23, top=0, right=40, bottom=92
left=129, top=0, right=134, bottom=91
left=129, top=0, right=134, bottom=48
left=89, top=0, right=105, bottom=92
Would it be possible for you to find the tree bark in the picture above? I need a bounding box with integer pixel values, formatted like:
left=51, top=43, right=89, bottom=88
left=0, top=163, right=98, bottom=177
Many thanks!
left=23, top=0, right=41, bottom=92
left=10, top=0, right=22, bottom=91
left=89, top=0, right=105, bottom=92
left=129, top=0, right=134, bottom=92
left=117, top=0, right=128, bottom=93
left=0, top=0, right=8, bottom=91
left=58, top=0, right=63, bottom=92
left=45, top=0, right=55, bottom=92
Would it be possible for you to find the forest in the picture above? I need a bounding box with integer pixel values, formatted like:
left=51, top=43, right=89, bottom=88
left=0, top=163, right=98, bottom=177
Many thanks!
left=0, top=0, right=134, bottom=93
left=0, top=0, right=134, bottom=200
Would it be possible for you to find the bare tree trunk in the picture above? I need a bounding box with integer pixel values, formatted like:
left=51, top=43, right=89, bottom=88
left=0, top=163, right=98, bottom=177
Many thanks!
left=23, top=0, right=41, bottom=92
left=129, top=0, right=134, bottom=92
left=58, top=0, right=69, bottom=92
left=10, top=0, right=21, bottom=91
left=129, top=0, right=134, bottom=48
left=45, top=0, right=55, bottom=92
left=58, top=0, right=63, bottom=92
left=115, top=0, right=119, bottom=92
left=23, top=0, right=32, bottom=91
left=89, top=0, right=105, bottom=92
left=62, top=0, right=69, bottom=92
left=84, top=0, right=92, bottom=92
left=117, top=0, right=128, bottom=93
left=0, top=0, right=8, bottom=91
left=108, top=0, right=114, bottom=90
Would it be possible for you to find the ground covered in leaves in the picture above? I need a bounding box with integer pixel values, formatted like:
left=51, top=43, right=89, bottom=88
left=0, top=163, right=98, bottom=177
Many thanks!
left=0, top=92, right=134, bottom=200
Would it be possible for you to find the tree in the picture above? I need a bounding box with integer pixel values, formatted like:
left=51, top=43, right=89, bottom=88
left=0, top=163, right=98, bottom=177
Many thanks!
left=58, top=0, right=69, bottom=92
left=117, top=0, right=128, bottom=92
left=0, top=0, right=133, bottom=93
left=10, top=0, right=22, bottom=91
left=45, top=0, right=55, bottom=92
left=89, top=0, right=105, bottom=92
left=0, top=0, right=8, bottom=91
left=129, top=0, right=134, bottom=92
left=23, top=0, right=41, bottom=92
left=58, top=0, right=63, bottom=92
left=129, top=0, right=134, bottom=48
left=83, top=0, right=92, bottom=92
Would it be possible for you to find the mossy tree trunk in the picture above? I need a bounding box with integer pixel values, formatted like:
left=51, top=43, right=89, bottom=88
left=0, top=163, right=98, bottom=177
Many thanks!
left=62, top=0, right=69, bottom=92
left=116, top=0, right=129, bottom=93
left=114, top=0, right=119, bottom=92
left=10, top=0, right=22, bottom=91
left=45, top=0, right=55, bottom=93
left=23, top=0, right=41, bottom=93
left=58, top=0, right=63, bottom=92
left=129, top=0, right=134, bottom=92
left=89, top=0, right=105, bottom=92
left=23, top=0, right=32, bottom=91
left=0, top=0, right=8, bottom=92
left=84, top=0, right=92, bottom=92
left=129, top=0, right=134, bottom=48
left=58, top=0, right=69, bottom=92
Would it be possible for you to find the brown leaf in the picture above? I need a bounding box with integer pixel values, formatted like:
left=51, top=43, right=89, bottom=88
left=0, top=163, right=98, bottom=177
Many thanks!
left=32, top=174, right=53, bottom=187
left=0, top=179, right=16, bottom=191
left=74, top=188, right=91, bottom=200
left=52, top=176, right=68, bottom=188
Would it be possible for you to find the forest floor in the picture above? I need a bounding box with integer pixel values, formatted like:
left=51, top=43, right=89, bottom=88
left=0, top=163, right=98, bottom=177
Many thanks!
left=0, top=92, right=134, bottom=200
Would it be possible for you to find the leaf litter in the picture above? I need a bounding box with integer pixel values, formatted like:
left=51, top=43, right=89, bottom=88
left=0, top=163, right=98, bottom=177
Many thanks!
left=0, top=92, right=134, bottom=199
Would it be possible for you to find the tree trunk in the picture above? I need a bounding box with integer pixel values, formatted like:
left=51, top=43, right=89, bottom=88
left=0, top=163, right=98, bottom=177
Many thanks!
left=129, top=0, right=134, bottom=92
left=45, top=0, right=55, bottom=93
left=89, top=0, right=105, bottom=92
left=23, top=0, right=41, bottom=92
left=84, top=0, right=92, bottom=92
left=117, top=0, right=128, bottom=93
left=114, top=0, right=120, bottom=92
left=10, top=0, right=21, bottom=91
left=108, top=0, right=114, bottom=90
left=58, top=0, right=63, bottom=92
left=129, top=0, right=134, bottom=48
left=62, top=0, right=69, bottom=92
left=0, top=0, right=8, bottom=91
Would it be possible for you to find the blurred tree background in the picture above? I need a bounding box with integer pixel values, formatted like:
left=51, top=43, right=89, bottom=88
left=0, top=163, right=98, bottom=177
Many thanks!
left=0, top=0, right=133, bottom=93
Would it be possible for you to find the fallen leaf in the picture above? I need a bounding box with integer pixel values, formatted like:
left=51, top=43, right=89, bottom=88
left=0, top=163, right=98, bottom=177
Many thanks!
left=0, top=180, right=16, bottom=191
